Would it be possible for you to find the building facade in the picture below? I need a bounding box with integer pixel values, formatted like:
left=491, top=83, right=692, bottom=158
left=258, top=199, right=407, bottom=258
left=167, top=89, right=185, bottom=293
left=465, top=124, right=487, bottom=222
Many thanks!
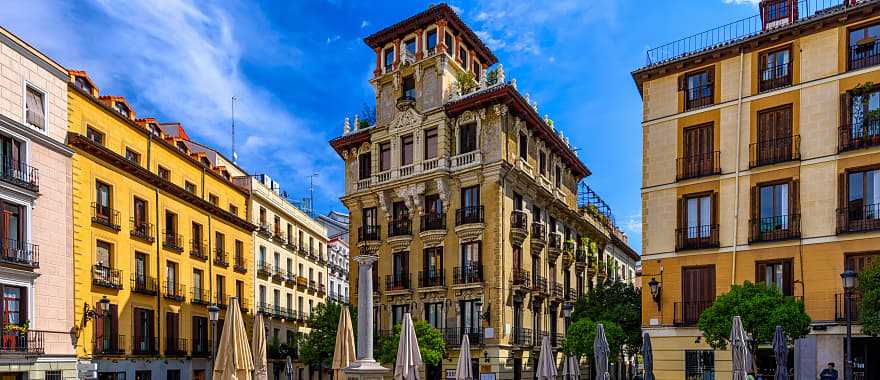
left=232, top=173, right=329, bottom=380
left=67, top=70, right=255, bottom=380
left=317, top=211, right=351, bottom=304
left=0, top=26, right=77, bottom=379
left=330, top=4, right=638, bottom=378
left=634, top=1, right=880, bottom=379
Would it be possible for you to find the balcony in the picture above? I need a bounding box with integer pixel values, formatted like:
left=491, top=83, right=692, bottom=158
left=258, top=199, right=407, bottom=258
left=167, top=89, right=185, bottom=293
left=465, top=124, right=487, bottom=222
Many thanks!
left=510, top=210, right=528, bottom=245
left=455, top=206, right=484, bottom=226
left=389, top=219, right=412, bottom=237
left=565, top=287, right=577, bottom=302
left=835, top=292, right=861, bottom=321
left=531, top=275, right=548, bottom=294
left=213, top=250, right=229, bottom=268
left=759, top=62, right=792, bottom=92
left=257, top=262, right=272, bottom=277
left=357, top=225, right=381, bottom=242
left=547, top=232, right=562, bottom=262
left=551, top=283, right=564, bottom=300
left=189, top=240, right=208, bottom=261
left=296, top=276, right=308, bottom=289
left=531, top=222, right=546, bottom=251
left=234, top=255, right=247, bottom=273
left=444, top=327, right=483, bottom=346
left=191, top=338, right=212, bottom=357
left=684, top=84, right=714, bottom=110
left=317, top=283, right=326, bottom=294
left=418, top=270, right=445, bottom=288
left=92, top=265, right=122, bottom=289
left=131, top=275, right=158, bottom=296
left=674, top=301, right=712, bottom=326
left=308, top=280, right=317, bottom=292
left=272, top=230, right=287, bottom=244
left=675, top=225, right=720, bottom=251
left=511, top=327, right=533, bottom=347
left=0, top=160, right=39, bottom=192
left=0, top=239, right=39, bottom=268
left=0, top=330, right=44, bottom=355
left=257, top=302, right=271, bottom=315
left=162, top=231, right=184, bottom=253
left=190, top=288, right=210, bottom=305
left=450, top=151, right=481, bottom=170
left=551, top=332, right=564, bottom=348
left=453, top=264, right=483, bottom=285
left=385, top=273, right=411, bottom=291
left=91, top=203, right=121, bottom=231
left=837, top=204, right=880, bottom=234
left=129, top=219, right=154, bottom=243
left=749, top=136, right=800, bottom=168
left=165, top=337, right=187, bottom=356
left=511, top=268, right=530, bottom=290
left=749, top=214, right=801, bottom=242
left=94, top=334, right=125, bottom=356
left=216, top=295, right=228, bottom=309
left=298, top=247, right=309, bottom=258
left=257, top=223, right=273, bottom=239
left=131, top=336, right=159, bottom=355
left=676, top=152, right=720, bottom=181
left=163, top=283, right=186, bottom=302
left=849, top=39, right=880, bottom=71
left=839, top=120, right=880, bottom=152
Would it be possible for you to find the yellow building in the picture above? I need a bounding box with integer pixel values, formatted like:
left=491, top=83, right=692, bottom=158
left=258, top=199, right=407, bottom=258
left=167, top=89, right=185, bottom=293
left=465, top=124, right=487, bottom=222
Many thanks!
left=67, top=71, right=255, bottom=380
left=634, top=0, right=880, bottom=378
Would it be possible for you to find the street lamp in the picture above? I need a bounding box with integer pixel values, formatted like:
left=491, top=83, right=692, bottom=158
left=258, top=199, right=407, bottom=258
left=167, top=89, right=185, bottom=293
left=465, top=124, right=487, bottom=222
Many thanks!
left=562, top=302, right=574, bottom=380
left=648, top=277, right=662, bottom=310
left=208, top=304, right=220, bottom=371
left=841, top=270, right=858, bottom=380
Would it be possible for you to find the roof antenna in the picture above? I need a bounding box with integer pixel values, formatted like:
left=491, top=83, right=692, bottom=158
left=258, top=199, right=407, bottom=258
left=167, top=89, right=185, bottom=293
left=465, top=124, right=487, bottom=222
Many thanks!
left=231, top=96, right=238, bottom=164
left=306, top=172, right=319, bottom=217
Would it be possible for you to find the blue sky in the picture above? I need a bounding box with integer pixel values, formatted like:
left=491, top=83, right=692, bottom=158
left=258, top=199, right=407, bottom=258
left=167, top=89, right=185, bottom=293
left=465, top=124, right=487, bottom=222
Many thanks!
left=2, top=0, right=761, bottom=252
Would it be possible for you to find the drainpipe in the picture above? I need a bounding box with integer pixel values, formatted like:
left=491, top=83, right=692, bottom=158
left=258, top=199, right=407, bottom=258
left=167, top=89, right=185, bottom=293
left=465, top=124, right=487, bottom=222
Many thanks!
left=498, top=109, right=512, bottom=336
left=731, top=47, right=745, bottom=285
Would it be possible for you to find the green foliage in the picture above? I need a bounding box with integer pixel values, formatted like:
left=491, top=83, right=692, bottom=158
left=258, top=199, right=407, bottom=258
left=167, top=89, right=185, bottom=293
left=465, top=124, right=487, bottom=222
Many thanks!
left=858, top=264, right=880, bottom=336
left=697, top=282, right=811, bottom=350
left=571, top=280, right=642, bottom=356
left=456, top=71, right=476, bottom=93
left=563, top=319, right=626, bottom=359
left=298, top=303, right=357, bottom=367
left=376, top=320, right=447, bottom=366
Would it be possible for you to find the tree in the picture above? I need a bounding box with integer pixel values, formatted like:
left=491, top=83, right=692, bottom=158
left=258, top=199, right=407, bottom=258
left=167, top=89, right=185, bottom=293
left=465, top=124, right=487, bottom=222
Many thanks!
left=563, top=319, right=626, bottom=359
left=298, top=303, right=357, bottom=369
left=375, top=320, right=446, bottom=367
left=858, top=263, right=880, bottom=336
left=697, top=282, right=810, bottom=350
left=571, top=280, right=641, bottom=355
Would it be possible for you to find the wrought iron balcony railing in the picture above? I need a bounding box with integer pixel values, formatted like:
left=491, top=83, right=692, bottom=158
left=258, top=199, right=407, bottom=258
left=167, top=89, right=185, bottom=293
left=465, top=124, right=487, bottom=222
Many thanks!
left=163, top=231, right=184, bottom=252
left=131, top=336, right=159, bottom=355
left=444, top=327, right=483, bottom=346
left=455, top=206, right=484, bottom=226
left=0, top=239, right=39, bottom=268
left=512, top=268, right=530, bottom=287
left=418, top=269, right=445, bottom=287
left=213, top=250, right=229, bottom=268
left=357, top=225, right=381, bottom=242
left=674, top=301, right=712, bottom=326
left=191, top=338, right=212, bottom=357
left=511, top=210, right=528, bottom=230
left=165, top=337, right=187, bottom=356
left=420, top=212, right=446, bottom=231
left=676, top=152, right=721, bottom=181
left=385, top=273, right=411, bottom=291
left=131, top=274, right=158, bottom=295
left=749, top=135, right=800, bottom=168
left=531, top=222, right=546, bottom=241
left=190, top=288, right=210, bottom=305
left=92, top=265, right=122, bottom=289
left=234, top=255, right=247, bottom=273
left=835, top=292, right=861, bottom=321
left=511, top=327, right=533, bottom=347
left=839, top=120, right=880, bottom=152
left=759, top=61, right=793, bottom=92
left=190, top=240, right=208, bottom=261
left=129, top=219, right=154, bottom=243
left=163, top=283, right=186, bottom=301
left=453, top=264, right=483, bottom=285
left=0, top=159, right=38, bottom=192
left=0, top=329, right=44, bottom=355
left=675, top=225, right=720, bottom=251
left=94, top=334, right=125, bottom=355
left=91, top=203, right=120, bottom=231
left=849, top=39, right=880, bottom=71
left=389, top=218, right=412, bottom=237
left=749, top=214, right=801, bottom=242
left=837, top=203, right=880, bottom=234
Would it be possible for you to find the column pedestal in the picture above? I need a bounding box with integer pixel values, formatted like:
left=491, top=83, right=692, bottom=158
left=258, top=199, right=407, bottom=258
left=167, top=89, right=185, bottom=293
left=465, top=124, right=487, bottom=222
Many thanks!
left=343, top=254, right=390, bottom=380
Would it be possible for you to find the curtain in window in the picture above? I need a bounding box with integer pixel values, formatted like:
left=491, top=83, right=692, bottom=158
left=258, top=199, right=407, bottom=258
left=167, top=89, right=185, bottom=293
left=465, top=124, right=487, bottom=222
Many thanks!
left=3, top=287, right=20, bottom=324
left=25, top=88, right=45, bottom=129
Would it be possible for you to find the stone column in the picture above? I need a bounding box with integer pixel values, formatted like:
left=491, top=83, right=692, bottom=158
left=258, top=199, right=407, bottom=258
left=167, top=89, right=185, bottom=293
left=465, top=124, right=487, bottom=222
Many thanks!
left=344, top=254, right=390, bottom=379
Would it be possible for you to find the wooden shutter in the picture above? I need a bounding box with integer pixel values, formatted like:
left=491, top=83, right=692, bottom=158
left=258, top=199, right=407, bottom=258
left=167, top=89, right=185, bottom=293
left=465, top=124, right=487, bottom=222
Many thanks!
left=133, top=309, right=142, bottom=346
left=838, top=173, right=847, bottom=232
left=750, top=186, right=758, bottom=220
left=841, top=93, right=851, bottom=147
left=109, top=304, right=119, bottom=351
left=95, top=302, right=105, bottom=351
left=756, top=262, right=767, bottom=286
left=790, top=179, right=800, bottom=215
left=678, top=74, right=687, bottom=91
left=191, top=316, right=199, bottom=349
left=783, top=260, right=793, bottom=297
left=711, top=192, right=719, bottom=227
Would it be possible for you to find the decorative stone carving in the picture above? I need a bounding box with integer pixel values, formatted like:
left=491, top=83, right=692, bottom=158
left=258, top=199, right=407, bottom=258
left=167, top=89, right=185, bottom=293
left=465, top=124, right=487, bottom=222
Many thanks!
left=496, top=63, right=505, bottom=83
left=435, top=178, right=449, bottom=212
left=377, top=191, right=391, bottom=221
left=393, top=72, right=400, bottom=92
left=343, top=117, right=350, bottom=135
left=460, top=110, right=476, bottom=124
left=455, top=223, right=484, bottom=243
left=389, top=107, right=423, bottom=133
left=414, top=64, right=421, bottom=81
left=493, top=104, right=508, bottom=118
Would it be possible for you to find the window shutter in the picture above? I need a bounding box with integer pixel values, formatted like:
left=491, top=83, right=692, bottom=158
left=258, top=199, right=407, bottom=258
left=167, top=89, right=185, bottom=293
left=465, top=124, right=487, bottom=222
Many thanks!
left=790, top=179, right=800, bottom=215
left=95, top=303, right=105, bottom=351
left=756, top=262, right=766, bottom=286
left=838, top=173, right=847, bottom=232
left=750, top=186, right=758, bottom=241
left=707, top=66, right=715, bottom=85
left=711, top=192, right=719, bottom=227
left=678, top=74, right=687, bottom=91
left=109, top=304, right=119, bottom=351
left=134, top=309, right=142, bottom=345
left=192, top=316, right=198, bottom=349
left=783, top=260, right=794, bottom=297
left=840, top=93, right=851, bottom=147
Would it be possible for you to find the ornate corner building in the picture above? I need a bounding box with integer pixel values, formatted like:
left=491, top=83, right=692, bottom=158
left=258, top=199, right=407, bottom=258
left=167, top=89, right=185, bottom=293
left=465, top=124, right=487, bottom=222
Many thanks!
left=329, top=4, right=638, bottom=377
left=634, top=0, right=880, bottom=379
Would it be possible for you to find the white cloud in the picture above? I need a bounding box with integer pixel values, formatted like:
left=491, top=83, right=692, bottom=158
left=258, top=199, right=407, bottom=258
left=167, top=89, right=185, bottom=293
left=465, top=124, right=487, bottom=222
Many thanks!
left=360, top=20, right=369, bottom=28
left=326, top=35, right=341, bottom=44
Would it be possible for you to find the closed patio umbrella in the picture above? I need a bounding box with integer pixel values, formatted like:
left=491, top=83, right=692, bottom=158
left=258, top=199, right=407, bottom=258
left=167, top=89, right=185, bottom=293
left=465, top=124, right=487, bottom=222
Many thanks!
left=285, top=356, right=294, bottom=380
left=642, top=332, right=655, bottom=380
left=213, top=298, right=254, bottom=380
left=773, top=325, right=789, bottom=380
left=455, top=334, right=474, bottom=380
left=394, top=313, right=423, bottom=380
left=562, top=354, right=580, bottom=380
left=594, top=323, right=610, bottom=380
left=535, top=335, right=558, bottom=380
left=332, top=307, right=357, bottom=380
left=730, top=316, right=750, bottom=380
left=252, top=313, right=268, bottom=380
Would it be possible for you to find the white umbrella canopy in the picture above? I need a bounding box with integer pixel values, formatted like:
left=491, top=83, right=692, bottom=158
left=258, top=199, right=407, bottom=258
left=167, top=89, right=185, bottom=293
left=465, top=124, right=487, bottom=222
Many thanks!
left=394, top=313, right=423, bottom=380
left=730, top=316, right=751, bottom=380
left=332, top=307, right=357, bottom=380
left=535, top=335, right=558, bottom=380
left=213, top=298, right=254, bottom=380
left=455, top=334, right=474, bottom=380
left=252, top=313, right=268, bottom=380
left=562, top=355, right=580, bottom=380
left=594, top=323, right=610, bottom=380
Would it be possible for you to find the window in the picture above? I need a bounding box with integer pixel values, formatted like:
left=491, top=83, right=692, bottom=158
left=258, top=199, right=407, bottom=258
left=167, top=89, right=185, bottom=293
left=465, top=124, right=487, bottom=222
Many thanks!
left=445, top=32, right=454, bottom=53
left=424, top=128, right=438, bottom=159
left=519, top=133, right=528, bottom=160
left=844, top=167, right=880, bottom=232
left=1, top=285, right=25, bottom=325
left=87, top=127, right=105, bottom=145
left=358, top=153, right=372, bottom=180
left=392, top=305, right=409, bottom=327
left=425, top=193, right=442, bottom=215
left=754, top=105, right=793, bottom=166
left=0, top=201, right=23, bottom=244
left=763, top=0, right=790, bottom=23
left=193, top=269, right=203, bottom=299
left=461, top=185, right=480, bottom=208
left=680, top=266, right=715, bottom=325
left=96, top=240, right=112, bottom=267
left=459, top=123, right=477, bottom=153
left=759, top=48, right=791, bottom=91
left=756, top=260, right=792, bottom=296
left=461, top=241, right=481, bottom=267
left=680, top=68, right=714, bottom=110
left=402, top=75, right=415, bottom=99
left=165, top=210, right=178, bottom=237
left=185, top=181, right=196, bottom=193
left=680, top=123, right=717, bottom=179
left=426, top=30, right=437, bottom=52
left=755, top=181, right=794, bottom=235
left=208, top=194, right=219, bottom=206
left=229, top=204, right=238, bottom=215
left=74, top=76, right=93, bottom=93
left=379, top=142, right=391, bottom=172
left=215, top=232, right=225, bottom=257
left=158, top=166, right=170, bottom=180
left=404, top=39, right=416, bottom=54
left=685, top=350, right=715, bottom=380
left=166, top=261, right=177, bottom=290
left=842, top=85, right=880, bottom=151
left=848, top=21, right=880, bottom=70
left=401, top=135, right=414, bottom=166
left=384, top=47, right=394, bottom=71
left=215, top=274, right=225, bottom=304
left=125, top=148, right=141, bottom=164
left=95, top=181, right=112, bottom=225
left=459, top=299, right=481, bottom=336
left=555, top=166, right=562, bottom=188
left=684, top=194, right=712, bottom=238
left=115, top=102, right=131, bottom=118
left=458, top=46, right=468, bottom=65
left=133, top=308, right=155, bottom=353
left=539, top=151, right=547, bottom=175
left=25, top=85, right=46, bottom=130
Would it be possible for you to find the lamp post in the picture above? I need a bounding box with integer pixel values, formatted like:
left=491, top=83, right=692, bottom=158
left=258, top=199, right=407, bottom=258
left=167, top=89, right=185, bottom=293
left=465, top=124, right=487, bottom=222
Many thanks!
left=562, top=302, right=574, bottom=380
left=208, top=304, right=220, bottom=373
left=648, top=277, right=661, bottom=311
left=841, top=270, right=857, bottom=380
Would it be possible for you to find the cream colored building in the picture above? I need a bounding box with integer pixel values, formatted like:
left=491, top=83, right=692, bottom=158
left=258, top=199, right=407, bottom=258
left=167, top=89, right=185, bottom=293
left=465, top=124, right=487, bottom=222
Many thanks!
left=0, top=26, right=76, bottom=379
left=634, top=1, right=880, bottom=378
left=233, top=173, right=329, bottom=380
left=330, top=4, right=638, bottom=378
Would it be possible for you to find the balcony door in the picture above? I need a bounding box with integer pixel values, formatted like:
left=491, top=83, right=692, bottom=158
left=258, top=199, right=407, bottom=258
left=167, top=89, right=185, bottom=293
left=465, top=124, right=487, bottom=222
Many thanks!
left=363, top=207, right=377, bottom=227
left=459, top=123, right=477, bottom=154
left=684, top=194, right=713, bottom=239
left=461, top=241, right=481, bottom=270
left=756, top=260, right=792, bottom=296
left=682, top=266, right=715, bottom=325
left=846, top=168, right=880, bottom=229
left=756, top=181, right=793, bottom=233
left=459, top=299, right=482, bottom=336
left=757, top=105, right=793, bottom=164
left=135, top=253, right=147, bottom=287
left=392, top=252, right=408, bottom=287
left=95, top=181, right=112, bottom=220
left=0, top=201, right=22, bottom=250
left=683, top=124, right=713, bottom=161
left=133, top=197, right=148, bottom=233
left=133, top=308, right=155, bottom=352
left=424, top=247, right=442, bottom=283
left=425, top=194, right=442, bottom=215
left=96, top=303, right=119, bottom=353
left=0, top=135, right=21, bottom=173
left=461, top=186, right=480, bottom=208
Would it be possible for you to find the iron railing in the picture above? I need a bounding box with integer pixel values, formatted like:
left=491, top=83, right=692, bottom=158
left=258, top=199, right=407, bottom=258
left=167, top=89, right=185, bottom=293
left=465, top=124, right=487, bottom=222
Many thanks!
left=837, top=204, right=880, bottom=233
left=164, top=337, right=187, bottom=356
left=0, top=160, right=39, bottom=192
left=420, top=212, right=446, bottom=231
left=511, top=210, right=528, bottom=229
left=163, top=283, right=186, bottom=301
left=674, top=301, right=713, bottom=326
left=531, top=223, right=545, bottom=241
left=0, top=330, right=44, bottom=355
left=835, top=292, right=861, bottom=321
left=94, top=334, right=125, bottom=355
left=512, top=268, right=530, bottom=287
left=191, top=338, right=212, bottom=357
left=162, top=231, right=183, bottom=252
left=129, top=219, right=154, bottom=242
left=385, top=273, right=411, bottom=290
left=455, top=206, right=484, bottom=225
left=759, top=61, right=793, bottom=92
left=444, top=327, right=483, bottom=346
left=389, top=218, right=412, bottom=237
left=131, top=336, right=158, bottom=355
left=453, top=264, right=483, bottom=284
left=685, top=84, right=714, bottom=110
left=676, top=225, right=720, bottom=250
left=676, top=152, right=721, bottom=180
left=234, top=255, right=247, bottom=273
left=131, top=274, right=158, bottom=295
left=0, top=239, right=39, bottom=268
left=190, top=240, right=208, bottom=261
left=213, top=249, right=229, bottom=268
left=190, top=288, right=210, bottom=305
left=749, top=214, right=801, bottom=242
left=418, top=269, right=445, bottom=287
left=849, top=37, right=880, bottom=71
left=92, top=265, right=123, bottom=289
left=358, top=225, right=381, bottom=242
left=839, top=120, right=880, bottom=152
left=749, top=135, right=800, bottom=167
left=532, top=275, right=548, bottom=293
left=511, top=327, right=532, bottom=346
left=91, top=203, right=120, bottom=231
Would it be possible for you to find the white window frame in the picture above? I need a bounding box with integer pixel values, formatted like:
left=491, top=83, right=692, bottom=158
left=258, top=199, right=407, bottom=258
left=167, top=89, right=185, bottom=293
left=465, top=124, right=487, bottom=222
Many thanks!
left=23, top=82, right=48, bottom=133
